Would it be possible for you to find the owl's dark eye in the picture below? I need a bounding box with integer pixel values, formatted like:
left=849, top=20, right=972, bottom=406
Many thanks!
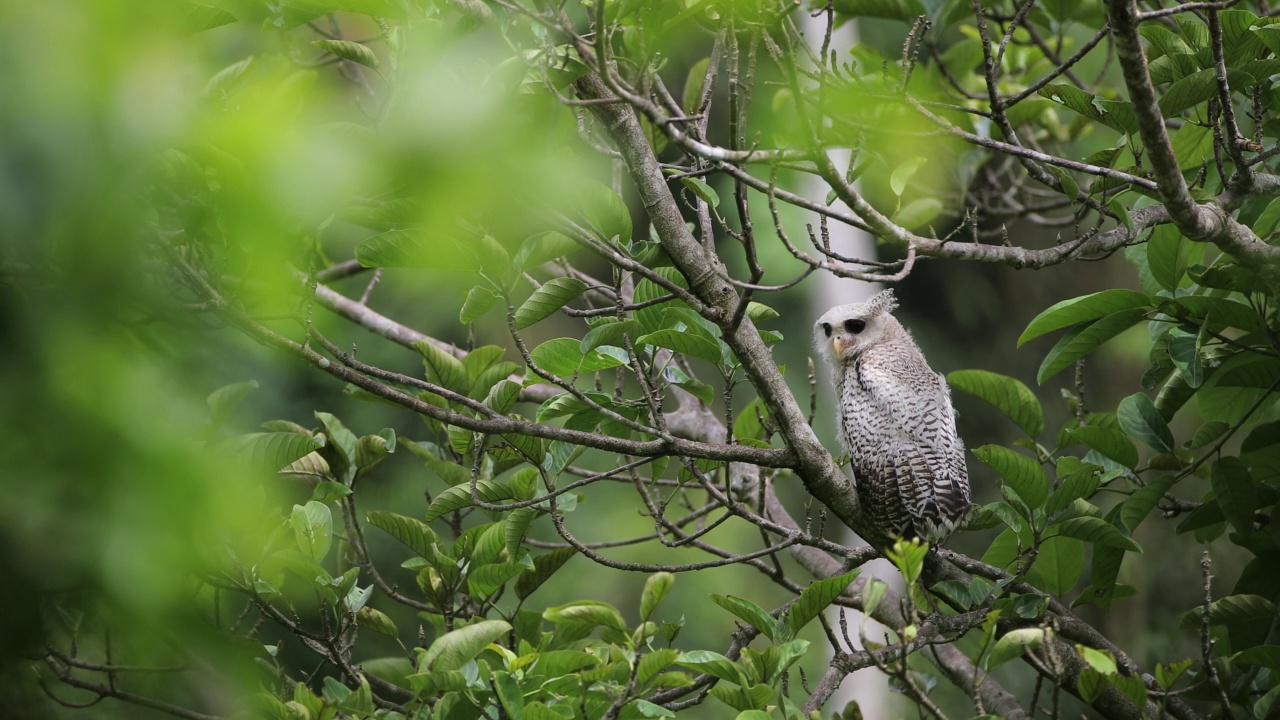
left=821, top=322, right=832, bottom=337
left=845, top=319, right=866, bottom=334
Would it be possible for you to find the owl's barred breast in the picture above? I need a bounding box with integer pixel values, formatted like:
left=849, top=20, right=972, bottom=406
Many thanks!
left=833, top=334, right=970, bottom=542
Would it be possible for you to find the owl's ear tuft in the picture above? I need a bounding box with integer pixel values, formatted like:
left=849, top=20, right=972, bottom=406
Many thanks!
left=866, top=288, right=898, bottom=316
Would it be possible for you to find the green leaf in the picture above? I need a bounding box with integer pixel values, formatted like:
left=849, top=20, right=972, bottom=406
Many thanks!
left=639, top=649, right=680, bottom=685
left=1037, top=309, right=1147, bottom=384
left=947, top=370, right=1043, bottom=437
left=1054, top=517, right=1142, bottom=552
left=985, top=628, right=1045, bottom=670
left=579, top=183, right=632, bottom=244
left=357, top=607, right=400, bottom=638
left=1078, top=645, right=1118, bottom=675
left=1146, top=226, right=1195, bottom=292
left=787, top=571, right=858, bottom=638
left=634, top=699, right=676, bottom=718
left=894, top=197, right=944, bottom=229
left=366, top=511, right=438, bottom=557
left=1155, top=659, right=1192, bottom=689
left=493, top=671, right=524, bottom=720
left=424, top=480, right=515, bottom=521
left=1108, top=197, right=1133, bottom=234
left=711, top=595, right=778, bottom=640
left=682, top=57, right=711, bottom=112
left=530, top=338, right=627, bottom=375
left=224, top=432, right=325, bottom=472
left=832, top=0, right=927, bottom=23
left=313, top=39, right=379, bottom=69
left=185, top=3, right=238, bottom=32
left=207, top=380, right=258, bottom=428
left=1140, top=25, right=1192, bottom=58
left=291, top=501, right=333, bottom=561
left=505, top=506, right=538, bottom=557
left=641, top=572, right=674, bottom=622
left=636, top=328, right=724, bottom=366
left=890, top=157, right=927, bottom=196
left=468, top=563, right=523, bottom=598
left=418, top=620, right=511, bottom=672
left=972, top=445, right=1048, bottom=510
left=413, top=340, right=469, bottom=395
left=676, top=650, right=745, bottom=685
left=1120, top=476, right=1176, bottom=532
left=516, top=547, right=576, bottom=599
left=460, top=286, right=497, bottom=324
left=1069, top=426, right=1139, bottom=469
left=1157, top=69, right=1216, bottom=116
left=514, top=231, right=581, bottom=270
left=1028, top=536, right=1084, bottom=596
left=515, top=278, right=588, bottom=330
left=1180, top=594, right=1277, bottom=628
left=679, top=177, right=720, bottom=207
left=544, top=601, right=627, bottom=632
left=1117, top=393, right=1175, bottom=453
left=357, top=230, right=481, bottom=271
left=1211, top=458, right=1257, bottom=533
left=1019, top=290, right=1150, bottom=346
left=581, top=319, right=641, bottom=354
left=1038, top=84, right=1138, bottom=134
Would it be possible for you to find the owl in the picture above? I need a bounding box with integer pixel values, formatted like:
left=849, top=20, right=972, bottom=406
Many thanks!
left=814, top=289, right=972, bottom=543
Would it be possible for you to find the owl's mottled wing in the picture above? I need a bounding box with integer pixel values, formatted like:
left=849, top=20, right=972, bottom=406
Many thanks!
left=852, top=349, right=971, bottom=540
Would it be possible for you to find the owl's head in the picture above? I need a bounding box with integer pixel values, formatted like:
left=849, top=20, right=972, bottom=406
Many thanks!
left=814, top=289, right=902, bottom=363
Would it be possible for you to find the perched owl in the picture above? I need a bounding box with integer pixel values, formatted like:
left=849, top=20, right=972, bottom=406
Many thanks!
left=814, top=289, right=972, bottom=543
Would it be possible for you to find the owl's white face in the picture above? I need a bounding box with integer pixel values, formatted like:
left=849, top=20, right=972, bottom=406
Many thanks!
left=813, top=290, right=899, bottom=364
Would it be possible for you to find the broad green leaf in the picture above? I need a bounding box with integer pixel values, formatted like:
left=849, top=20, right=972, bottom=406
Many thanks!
left=634, top=699, right=676, bottom=718
left=1054, top=517, right=1142, bottom=552
left=418, top=620, right=511, bottom=672
left=580, top=319, right=640, bottom=354
left=985, top=628, right=1045, bottom=670
left=1019, top=290, right=1150, bottom=346
left=313, top=39, right=379, bottom=69
left=468, top=562, right=523, bottom=598
left=676, top=650, right=745, bottom=685
left=424, top=480, right=515, bottom=521
left=639, top=649, right=680, bottom=685
left=1028, top=536, right=1084, bottom=596
left=1140, top=25, right=1192, bottom=58
left=893, top=198, right=943, bottom=229
left=1180, top=594, right=1277, bottom=628
left=493, top=671, right=523, bottom=719
left=460, top=286, right=497, bottom=324
left=1046, top=467, right=1100, bottom=516
left=1120, top=476, right=1176, bottom=532
left=1235, top=646, right=1280, bottom=671
left=973, top=445, right=1048, bottom=510
left=1117, top=393, right=1175, bottom=453
left=185, top=4, right=238, bottom=32
left=413, top=340, right=469, bottom=395
left=544, top=601, right=627, bottom=632
left=1157, top=69, right=1216, bottom=116
left=1078, top=645, right=1118, bottom=674
left=832, top=0, right=927, bottom=22
left=505, top=506, right=538, bottom=556
left=679, top=177, right=720, bottom=207
left=207, top=380, right=258, bottom=428
left=711, top=595, right=778, bottom=640
left=641, top=573, right=675, bottom=622
left=514, top=231, right=581, bottom=270
left=366, top=511, right=438, bottom=557
left=356, top=230, right=483, bottom=272
left=682, top=57, right=711, bottom=112
left=357, top=607, right=400, bottom=638
left=291, top=501, right=333, bottom=561
left=1037, top=309, right=1147, bottom=383
left=1146, top=226, right=1197, bottom=292
left=579, top=183, right=632, bottom=244
left=1155, top=659, right=1192, bottom=689
left=947, top=370, right=1043, bottom=437
left=224, top=432, right=325, bottom=472
left=1211, top=458, right=1256, bottom=533
left=787, top=571, right=858, bottom=638
left=530, top=338, right=627, bottom=375
left=636, top=328, right=724, bottom=366
left=1038, top=83, right=1138, bottom=134
left=1069, top=426, right=1139, bottom=469
left=514, top=277, right=588, bottom=330
left=516, top=547, right=576, bottom=599
left=890, top=157, right=927, bottom=196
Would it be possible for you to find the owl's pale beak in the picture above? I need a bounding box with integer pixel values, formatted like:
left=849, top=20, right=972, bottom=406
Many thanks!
left=832, top=337, right=845, bottom=355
